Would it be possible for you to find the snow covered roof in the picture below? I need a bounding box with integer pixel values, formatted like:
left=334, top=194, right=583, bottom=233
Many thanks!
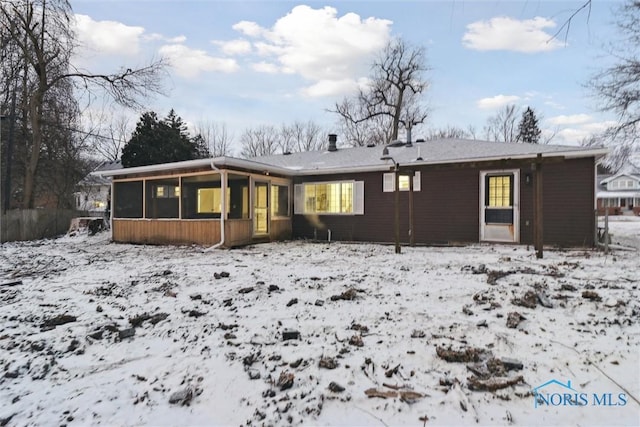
left=79, top=161, right=123, bottom=186
left=93, top=139, right=607, bottom=178
left=252, top=139, right=607, bottom=175
left=92, top=157, right=294, bottom=178
left=600, top=173, right=640, bottom=185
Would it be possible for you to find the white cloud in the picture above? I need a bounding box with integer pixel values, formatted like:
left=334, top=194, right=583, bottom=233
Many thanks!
left=547, top=114, right=592, bottom=126
left=74, top=14, right=144, bottom=56
left=230, top=5, right=392, bottom=97
left=233, top=21, right=265, bottom=37
left=159, top=44, right=239, bottom=78
left=252, top=62, right=279, bottom=73
left=463, top=16, right=563, bottom=53
left=301, top=78, right=361, bottom=98
left=477, top=94, right=520, bottom=109
left=145, top=33, right=187, bottom=44
left=553, top=120, right=617, bottom=144
left=544, top=100, right=565, bottom=110
left=213, top=39, right=252, bottom=55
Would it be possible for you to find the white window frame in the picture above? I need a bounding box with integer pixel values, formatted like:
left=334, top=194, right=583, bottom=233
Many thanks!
left=294, top=181, right=364, bottom=215
left=383, top=171, right=421, bottom=192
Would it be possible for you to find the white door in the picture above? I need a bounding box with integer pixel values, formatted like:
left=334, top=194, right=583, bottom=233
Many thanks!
left=480, top=170, right=519, bottom=243
left=253, top=181, right=269, bottom=235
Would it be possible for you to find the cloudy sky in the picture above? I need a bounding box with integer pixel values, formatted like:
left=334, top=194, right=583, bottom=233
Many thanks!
left=70, top=0, right=623, bottom=154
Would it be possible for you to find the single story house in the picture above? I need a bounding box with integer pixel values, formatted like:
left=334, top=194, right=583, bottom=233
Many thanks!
left=94, top=136, right=607, bottom=248
left=596, top=163, right=640, bottom=216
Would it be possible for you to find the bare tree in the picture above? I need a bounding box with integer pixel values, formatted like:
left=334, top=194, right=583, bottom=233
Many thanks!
left=239, top=125, right=279, bottom=158
left=483, top=104, right=520, bottom=143
left=193, top=120, right=233, bottom=157
left=240, top=121, right=328, bottom=157
left=287, top=120, right=325, bottom=152
left=588, top=0, right=640, bottom=171
left=86, top=112, right=131, bottom=161
left=278, top=122, right=296, bottom=154
left=0, top=0, right=165, bottom=208
left=426, top=125, right=475, bottom=140
left=332, top=37, right=430, bottom=146
left=335, top=97, right=391, bottom=147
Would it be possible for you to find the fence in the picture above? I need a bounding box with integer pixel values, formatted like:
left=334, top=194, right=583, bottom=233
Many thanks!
left=0, top=209, right=80, bottom=243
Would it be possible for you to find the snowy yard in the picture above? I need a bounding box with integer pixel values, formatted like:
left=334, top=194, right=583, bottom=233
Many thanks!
left=1, top=218, right=639, bottom=426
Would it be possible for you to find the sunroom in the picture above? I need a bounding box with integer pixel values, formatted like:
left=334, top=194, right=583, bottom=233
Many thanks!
left=97, top=158, right=293, bottom=247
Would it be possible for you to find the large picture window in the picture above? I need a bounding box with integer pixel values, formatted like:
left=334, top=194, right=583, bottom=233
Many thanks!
left=305, top=182, right=352, bottom=213
left=294, top=181, right=364, bottom=215
left=197, top=188, right=222, bottom=214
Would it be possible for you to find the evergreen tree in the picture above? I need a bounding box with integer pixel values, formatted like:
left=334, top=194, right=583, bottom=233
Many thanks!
left=121, top=110, right=210, bottom=167
left=516, top=107, right=542, bottom=144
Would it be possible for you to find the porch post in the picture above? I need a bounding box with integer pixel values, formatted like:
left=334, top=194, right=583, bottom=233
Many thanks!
left=534, top=154, right=544, bottom=259
left=408, top=170, right=415, bottom=247
left=221, top=170, right=228, bottom=221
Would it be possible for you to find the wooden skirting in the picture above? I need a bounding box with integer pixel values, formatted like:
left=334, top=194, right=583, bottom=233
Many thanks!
left=112, top=217, right=293, bottom=246
left=271, top=218, right=292, bottom=240
left=113, top=219, right=221, bottom=245
left=225, top=219, right=252, bottom=246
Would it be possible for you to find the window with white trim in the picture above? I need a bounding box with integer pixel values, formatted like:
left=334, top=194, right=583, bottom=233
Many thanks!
left=294, top=181, right=364, bottom=215
left=383, top=172, right=421, bottom=192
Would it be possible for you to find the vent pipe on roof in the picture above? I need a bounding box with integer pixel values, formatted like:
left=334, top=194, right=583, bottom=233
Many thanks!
left=406, top=128, right=412, bottom=147
left=328, top=134, right=338, bottom=152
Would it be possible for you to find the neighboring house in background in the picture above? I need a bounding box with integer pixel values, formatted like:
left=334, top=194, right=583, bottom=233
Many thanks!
left=75, top=161, right=121, bottom=215
left=596, top=162, right=640, bottom=216
left=93, top=136, right=606, bottom=248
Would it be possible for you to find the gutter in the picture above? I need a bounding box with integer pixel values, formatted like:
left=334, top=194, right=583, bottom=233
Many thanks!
left=204, top=159, right=226, bottom=251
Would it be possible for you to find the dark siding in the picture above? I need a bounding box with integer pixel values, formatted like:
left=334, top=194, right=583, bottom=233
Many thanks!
left=541, top=158, right=595, bottom=247
left=292, top=157, right=596, bottom=247
left=414, top=167, right=480, bottom=244
left=519, top=166, right=535, bottom=245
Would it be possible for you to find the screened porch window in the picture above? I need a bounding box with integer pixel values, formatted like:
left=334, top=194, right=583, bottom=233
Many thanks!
left=146, top=178, right=179, bottom=218
left=114, top=181, right=143, bottom=218
left=271, top=184, right=289, bottom=217
left=182, top=174, right=221, bottom=219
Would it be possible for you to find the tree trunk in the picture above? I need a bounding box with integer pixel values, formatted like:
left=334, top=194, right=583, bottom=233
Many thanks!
left=23, top=89, right=44, bottom=208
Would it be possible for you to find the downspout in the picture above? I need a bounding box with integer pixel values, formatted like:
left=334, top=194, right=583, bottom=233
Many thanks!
left=205, top=159, right=226, bottom=251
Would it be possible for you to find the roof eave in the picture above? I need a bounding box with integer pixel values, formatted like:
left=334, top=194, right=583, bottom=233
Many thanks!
left=92, top=156, right=296, bottom=178
left=292, top=149, right=609, bottom=176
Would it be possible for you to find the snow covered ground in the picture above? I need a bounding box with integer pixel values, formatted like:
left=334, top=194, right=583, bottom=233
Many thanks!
left=1, top=218, right=639, bottom=426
